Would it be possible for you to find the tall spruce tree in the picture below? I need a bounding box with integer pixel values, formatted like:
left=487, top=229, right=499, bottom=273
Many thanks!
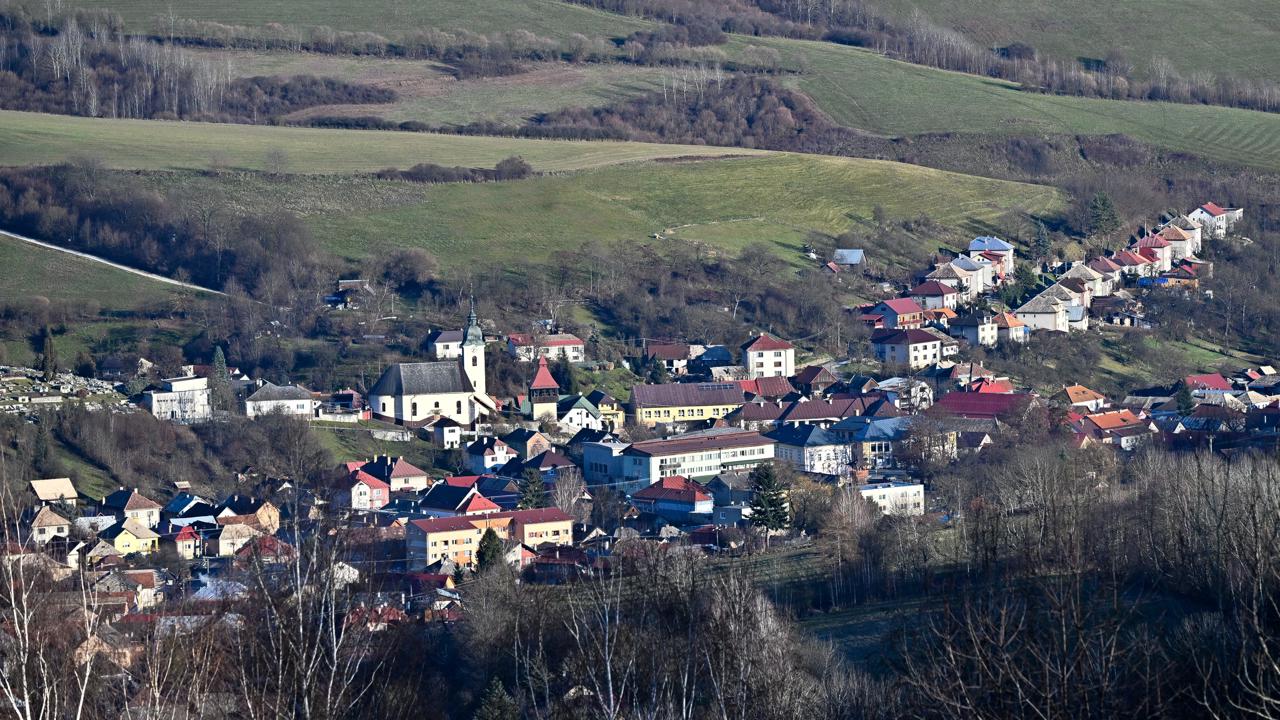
left=1088, top=192, right=1121, bottom=238
left=209, top=346, right=234, bottom=412
left=748, top=462, right=790, bottom=546
left=476, top=528, right=504, bottom=573
left=39, top=325, right=57, bottom=381
left=518, top=468, right=547, bottom=509
left=474, top=677, right=518, bottom=720
left=1033, top=220, right=1052, bottom=260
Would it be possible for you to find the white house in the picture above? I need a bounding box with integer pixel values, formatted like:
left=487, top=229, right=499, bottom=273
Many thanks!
left=857, top=481, right=925, bottom=516
left=766, top=425, right=851, bottom=476
left=369, top=305, right=492, bottom=427
left=870, top=329, right=942, bottom=370
left=465, top=437, right=517, bottom=475
left=909, top=280, right=960, bottom=310
left=143, top=376, right=212, bottom=424
left=506, top=333, right=586, bottom=363
left=428, top=330, right=464, bottom=360
left=740, top=333, right=795, bottom=380
left=619, top=429, right=774, bottom=485
left=1188, top=202, right=1243, bottom=239
left=244, top=382, right=317, bottom=419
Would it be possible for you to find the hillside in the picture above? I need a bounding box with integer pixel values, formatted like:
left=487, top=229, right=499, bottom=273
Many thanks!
left=133, top=154, right=1063, bottom=272
left=874, top=0, right=1280, bottom=83
left=728, top=36, right=1280, bottom=172
left=0, top=110, right=768, bottom=173
left=54, top=0, right=650, bottom=39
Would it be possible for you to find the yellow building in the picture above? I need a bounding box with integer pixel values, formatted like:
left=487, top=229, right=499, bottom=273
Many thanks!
left=407, top=508, right=573, bottom=570
left=629, top=383, right=745, bottom=428
left=100, top=519, right=159, bottom=556
left=586, top=390, right=625, bottom=431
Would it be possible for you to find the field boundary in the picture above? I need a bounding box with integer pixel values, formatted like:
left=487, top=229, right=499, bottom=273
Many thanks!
left=0, top=228, right=224, bottom=296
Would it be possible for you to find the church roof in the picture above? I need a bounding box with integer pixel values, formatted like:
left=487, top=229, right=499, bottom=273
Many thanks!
left=369, top=361, right=472, bottom=397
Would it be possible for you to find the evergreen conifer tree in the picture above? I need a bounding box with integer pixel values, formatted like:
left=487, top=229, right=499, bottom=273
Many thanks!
left=748, top=462, right=790, bottom=546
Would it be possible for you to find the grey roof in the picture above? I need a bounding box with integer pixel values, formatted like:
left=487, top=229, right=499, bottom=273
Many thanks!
left=831, top=416, right=914, bottom=442
left=369, top=361, right=471, bottom=397
left=765, top=424, right=843, bottom=448
left=430, top=330, right=463, bottom=343
left=247, top=382, right=313, bottom=402
left=630, top=382, right=744, bottom=408
left=833, top=249, right=864, bottom=265
left=418, top=484, right=476, bottom=512
left=969, top=236, right=1014, bottom=252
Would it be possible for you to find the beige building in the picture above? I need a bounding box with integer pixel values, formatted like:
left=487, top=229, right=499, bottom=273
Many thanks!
left=406, top=508, right=573, bottom=570
left=857, top=481, right=925, bottom=516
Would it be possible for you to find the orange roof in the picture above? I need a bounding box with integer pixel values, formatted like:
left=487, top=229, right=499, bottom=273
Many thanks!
left=1063, top=384, right=1105, bottom=404
left=351, top=470, right=389, bottom=491
left=460, top=494, right=500, bottom=514
left=1086, top=409, right=1142, bottom=430
left=992, top=312, right=1024, bottom=329
left=1158, top=225, right=1191, bottom=241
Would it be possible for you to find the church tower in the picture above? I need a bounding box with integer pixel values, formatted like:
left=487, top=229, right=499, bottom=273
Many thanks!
left=527, top=356, right=560, bottom=421
left=460, top=298, right=486, bottom=397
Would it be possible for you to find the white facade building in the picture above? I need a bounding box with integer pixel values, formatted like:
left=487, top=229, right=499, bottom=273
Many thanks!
left=143, top=376, right=212, bottom=424
left=858, top=481, right=925, bottom=516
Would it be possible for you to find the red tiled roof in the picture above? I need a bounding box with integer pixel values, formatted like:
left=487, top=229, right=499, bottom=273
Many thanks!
left=1200, top=202, right=1227, bottom=217
left=408, top=507, right=571, bottom=535
left=1112, top=250, right=1148, bottom=266
left=752, top=375, right=796, bottom=399
left=871, top=328, right=940, bottom=346
left=529, top=357, right=559, bottom=390
left=1136, top=236, right=1170, bottom=249
left=646, top=342, right=690, bottom=361
left=174, top=525, right=199, bottom=542
left=741, top=333, right=794, bottom=352
left=1088, top=256, right=1122, bottom=273
left=936, top=392, right=1031, bottom=419
left=444, top=475, right=483, bottom=487
left=878, top=298, right=925, bottom=315
left=460, top=494, right=500, bottom=514
left=1084, top=409, right=1143, bottom=431
left=1137, top=248, right=1160, bottom=263
left=910, top=280, right=958, bottom=297
left=992, top=312, right=1024, bottom=329
left=633, top=476, right=711, bottom=504
left=969, top=378, right=1015, bottom=393
left=351, top=470, right=390, bottom=491
left=1185, top=373, right=1232, bottom=392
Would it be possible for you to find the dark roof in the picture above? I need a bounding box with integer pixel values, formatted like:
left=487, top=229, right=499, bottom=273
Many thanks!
left=418, top=484, right=476, bottom=512
left=430, top=330, right=464, bottom=344
left=103, top=488, right=161, bottom=512
left=369, top=361, right=471, bottom=397
left=361, top=455, right=428, bottom=480
left=246, top=382, right=313, bottom=403
left=630, top=382, right=744, bottom=409
left=764, top=424, right=842, bottom=447
left=793, top=365, right=837, bottom=386
left=627, top=430, right=769, bottom=457
left=218, top=495, right=269, bottom=516
left=646, top=342, right=690, bottom=361
left=586, top=389, right=618, bottom=407
left=871, top=328, right=941, bottom=345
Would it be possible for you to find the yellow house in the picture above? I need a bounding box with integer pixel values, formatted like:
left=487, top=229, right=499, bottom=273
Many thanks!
left=586, top=390, right=626, bottom=431
left=100, top=519, right=159, bottom=556
left=406, top=508, right=573, bottom=570
left=629, top=383, right=745, bottom=428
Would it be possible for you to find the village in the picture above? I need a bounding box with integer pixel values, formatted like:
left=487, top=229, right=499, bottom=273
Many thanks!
left=5, top=198, right=1277, bottom=656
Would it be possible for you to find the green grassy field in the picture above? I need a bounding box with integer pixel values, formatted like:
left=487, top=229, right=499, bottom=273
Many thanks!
left=727, top=37, right=1280, bottom=172
left=58, top=0, right=649, bottom=39
left=0, top=234, right=187, bottom=308
left=875, top=0, right=1280, bottom=83
left=144, top=154, right=1061, bottom=271
left=208, top=50, right=668, bottom=126
left=0, top=110, right=766, bottom=173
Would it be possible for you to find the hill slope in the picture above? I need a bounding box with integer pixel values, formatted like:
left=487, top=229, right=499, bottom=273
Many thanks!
left=0, top=110, right=768, bottom=173
left=733, top=36, right=1280, bottom=172
left=874, top=0, right=1280, bottom=83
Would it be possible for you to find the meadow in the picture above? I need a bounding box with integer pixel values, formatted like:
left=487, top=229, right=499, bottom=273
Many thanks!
left=0, top=110, right=767, bottom=173
left=207, top=50, right=669, bottom=127
left=874, top=0, right=1280, bottom=83
left=726, top=36, right=1280, bottom=173
left=54, top=0, right=649, bottom=39
left=0, top=234, right=188, bottom=309
left=142, top=153, right=1063, bottom=272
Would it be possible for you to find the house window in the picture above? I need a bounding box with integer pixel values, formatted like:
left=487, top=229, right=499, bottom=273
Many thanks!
left=457, top=401, right=463, bottom=415
left=412, top=402, right=418, bottom=416
left=471, top=356, right=478, bottom=367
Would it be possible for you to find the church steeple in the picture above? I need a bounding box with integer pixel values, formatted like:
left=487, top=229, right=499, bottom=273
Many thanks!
left=460, top=296, right=486, bottom=396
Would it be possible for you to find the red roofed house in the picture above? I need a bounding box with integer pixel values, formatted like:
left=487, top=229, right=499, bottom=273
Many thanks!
left=1189, top=202, right=1243, bottom=239
left=1079, top=409, right=1157, bottom=450
left=527, top=356, right=560, bottom=421
left=350, top=471, right=390, bottom=511
left=406, top=508, right=573, bottom=570
left=172, top=524, right=201, bottom=560
left=507, top=333, right=585, bottom=363
left=871, top=298, right=925, bottom=329
left=1134, top=235, right=1172, bottom=272
left=909, top=281, right=960, bottom=311
left=630, top=476, right=713, bottom=520
left=741, top=333, right=796, bottom=380
left=1184, top=373, right=1233, bottom=392
left=871, top=328, right=942, bottom=370
left=358, top=455, right=431, bottom=492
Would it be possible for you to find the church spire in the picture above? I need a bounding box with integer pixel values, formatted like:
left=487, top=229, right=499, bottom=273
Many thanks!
left=462, top=295, right=483, bottom=346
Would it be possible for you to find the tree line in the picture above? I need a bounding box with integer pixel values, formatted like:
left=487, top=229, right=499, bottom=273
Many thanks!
left=0, top=7, right=398, bottom=121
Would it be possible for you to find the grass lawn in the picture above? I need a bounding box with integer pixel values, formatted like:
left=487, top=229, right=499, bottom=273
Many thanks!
left=56, top=0, right=650, bottom=40
left=312, top=153, right=1064, bottom=270
left=873, top=0, right=1280, bottom=83
left=0, top=233, right=190, bottom=309
left=728, top=36, right=1280, bottom=173
left=205, top=51, right=668, bottom=127
left=0, top=110, right=768, bottom=174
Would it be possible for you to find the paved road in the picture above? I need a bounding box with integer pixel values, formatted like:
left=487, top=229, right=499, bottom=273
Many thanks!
left=0, top=228, right=225, bottom=296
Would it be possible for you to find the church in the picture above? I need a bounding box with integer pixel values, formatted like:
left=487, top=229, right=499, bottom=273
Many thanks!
left=368, top=303, right=494, bottom=427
